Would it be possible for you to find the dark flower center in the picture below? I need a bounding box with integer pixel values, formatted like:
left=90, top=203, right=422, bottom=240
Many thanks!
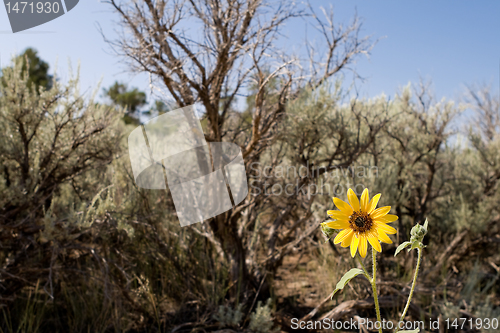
left=354, top=216, right=366, bottom=228
left=349, top=211, right=373, bottom=233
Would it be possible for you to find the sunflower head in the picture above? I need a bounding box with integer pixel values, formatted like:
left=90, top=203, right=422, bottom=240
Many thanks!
left=321, top=188, right=398, bottom=258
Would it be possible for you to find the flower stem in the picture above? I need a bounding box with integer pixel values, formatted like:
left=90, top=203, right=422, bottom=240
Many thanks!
left=356, top=255, right=371, bottom=280
left=356, top=251, right=382, bottom=333
left=371, top=247, right=383, bottom=333
left=395, top=247, right=422, bottom=333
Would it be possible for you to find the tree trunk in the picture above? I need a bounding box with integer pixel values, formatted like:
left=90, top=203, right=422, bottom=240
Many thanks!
left=209, top=214, right=256, bottom=302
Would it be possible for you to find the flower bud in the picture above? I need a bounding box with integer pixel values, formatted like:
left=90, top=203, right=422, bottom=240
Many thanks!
left=321, top=222, right=337, bottom=241
left=409, top=219, right=429, bottom=248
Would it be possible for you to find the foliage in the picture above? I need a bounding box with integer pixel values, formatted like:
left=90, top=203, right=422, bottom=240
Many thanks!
left=395, top=219, right=429, bottom=256
left=103, top=81, right=147, bottom=124
left=0, top=2, right=499, bottom=330
left=212, top=304, right=244, bottom=328
left=1, top=50, right=499, bottom=330
left=248, top=299, right=279, bottom=333
left=1, top=47, right=53, bottom=92
left=330, top=268, right=365, bottom=299
left=0, top=56, right=126, bottom=331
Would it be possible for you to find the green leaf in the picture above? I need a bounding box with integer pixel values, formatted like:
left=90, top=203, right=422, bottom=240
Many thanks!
left=394, top=241, right=411, bottom=257
left=423, top=218, right=429, bottom=232
left=331, top=268, right=364, bottom=299
left=410, top=240, right=421, bottom=250
left=398, top=329, right=420, bottom=333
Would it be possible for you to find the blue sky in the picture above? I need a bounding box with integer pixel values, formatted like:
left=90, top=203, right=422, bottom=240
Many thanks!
left=0, top=0, right=499, bottom=107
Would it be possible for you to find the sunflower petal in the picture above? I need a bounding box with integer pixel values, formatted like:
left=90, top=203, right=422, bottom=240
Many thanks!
left=333, top=197, right=354, bottom=215
left=374, top=222, right=397, bottom=234
left=347, top=189, right=360, bottom=212
left=334, top=228, right=352, bottom=244
left=350, top=234, right=359, bottom=257
left=358, top=235, right=368, bottom=258
left=327, top=210, right=350, bottom=220
left=324, top=220, right=350, bottom=229
left=370, top=206, right=391, bottom=219
left=340, top=230, right=354, bottom=247
left=367, top=231, right=382, bottom=252
left=375, top=214, right=398, bottom=224
left=367, top=193, right=381, bottom=214
left=360, top=188, right=369, bottom=213
left=377, top=231, right=393, bottom=244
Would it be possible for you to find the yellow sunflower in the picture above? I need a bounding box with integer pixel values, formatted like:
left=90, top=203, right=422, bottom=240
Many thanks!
left=323, top=188, right=398, bottom=258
